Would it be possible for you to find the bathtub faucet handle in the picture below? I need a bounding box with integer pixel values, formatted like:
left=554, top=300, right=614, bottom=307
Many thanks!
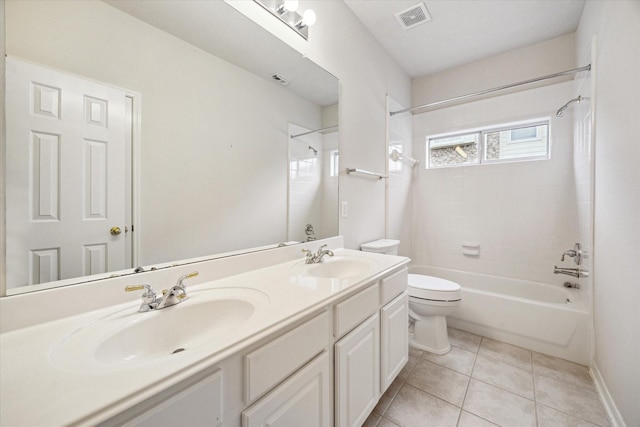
left=560, top=243, right=583, bottom=265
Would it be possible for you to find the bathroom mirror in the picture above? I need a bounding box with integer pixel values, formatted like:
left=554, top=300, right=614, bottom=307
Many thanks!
left=2, top=0, right=339, bottom=295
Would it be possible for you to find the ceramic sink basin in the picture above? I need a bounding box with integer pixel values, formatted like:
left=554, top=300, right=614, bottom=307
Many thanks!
left=295, top=256, right=379, bottom=279
left=50, top=287, right=269, bottom=372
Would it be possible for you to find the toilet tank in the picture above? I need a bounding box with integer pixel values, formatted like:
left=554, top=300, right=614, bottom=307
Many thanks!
left=360, top=239, right=400, bottom=255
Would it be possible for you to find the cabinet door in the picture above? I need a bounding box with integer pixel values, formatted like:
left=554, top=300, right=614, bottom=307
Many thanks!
left=381, top=292, right=409, bottom=392
left=335, top=313, right=380, bottom=427
left=122, top=370, right=223, bottom=427
left=242, top=352, right=330, bottom=427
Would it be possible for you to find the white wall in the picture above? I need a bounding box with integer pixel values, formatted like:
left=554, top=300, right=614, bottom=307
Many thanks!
left=577, top=2, right=640, bottom=426
left=412, top=34, right=576, bottom=108
left=411, top=81, right=579, bottom=286
left=302, top=1, right=412, bottom=249
left=387, top=96, right=414, bottom=257
left=5, top=1, right=323, bottom=266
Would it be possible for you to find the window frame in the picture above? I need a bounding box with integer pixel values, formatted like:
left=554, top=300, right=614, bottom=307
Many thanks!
left=426, top=118, right=550, bottom=169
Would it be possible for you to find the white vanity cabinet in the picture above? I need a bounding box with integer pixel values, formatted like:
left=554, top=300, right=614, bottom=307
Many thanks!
left=103, top=267, right=408, bottom=427
left=334, top=267, right=409, bottom=427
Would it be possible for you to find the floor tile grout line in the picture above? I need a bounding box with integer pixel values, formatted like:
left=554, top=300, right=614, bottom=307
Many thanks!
left=455, top=345, right=479, bottom=427
left=417, top=352, right=474, bottom=377
left=535, top=401, right=610, bottom=427
left=532, top=348, right=539, bottom=427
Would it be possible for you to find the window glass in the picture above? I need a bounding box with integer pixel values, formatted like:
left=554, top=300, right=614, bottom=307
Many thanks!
left=428, top=132, right=480, bottom=168
left=484, top=124, right=548, bottom=162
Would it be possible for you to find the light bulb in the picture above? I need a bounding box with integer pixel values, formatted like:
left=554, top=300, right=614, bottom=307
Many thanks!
left=283, top=0, right=298, bottom=12
left=301, top=9, right=317, bottom=26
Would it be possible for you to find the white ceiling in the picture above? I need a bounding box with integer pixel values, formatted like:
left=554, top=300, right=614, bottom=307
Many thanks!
left=344, top=0, right=586, bottom=78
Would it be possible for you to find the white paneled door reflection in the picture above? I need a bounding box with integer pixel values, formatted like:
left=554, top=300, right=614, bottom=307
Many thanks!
left=6, top=58, right=129, bottom=288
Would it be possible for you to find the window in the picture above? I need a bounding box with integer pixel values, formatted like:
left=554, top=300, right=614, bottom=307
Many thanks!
left=427, top=120, right=549, bottom=168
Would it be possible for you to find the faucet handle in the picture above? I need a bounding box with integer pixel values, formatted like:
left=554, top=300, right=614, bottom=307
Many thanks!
left=125, top=284, right=156, bottom=304
left=176, top=271, right=199, bottom=289
left=125, top=284, right=152, bottom=293
left=560, top=243, right=583, bottom=265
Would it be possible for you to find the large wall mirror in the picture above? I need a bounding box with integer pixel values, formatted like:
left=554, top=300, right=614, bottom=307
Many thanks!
left=2, top=0, right=339, bottom=296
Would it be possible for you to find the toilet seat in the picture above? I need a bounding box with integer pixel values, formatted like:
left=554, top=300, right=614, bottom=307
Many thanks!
left=408, top=274, right=461, bottom=302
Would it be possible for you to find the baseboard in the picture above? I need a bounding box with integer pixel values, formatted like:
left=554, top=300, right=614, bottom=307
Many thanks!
left=590, top=362, right=627, bottom=427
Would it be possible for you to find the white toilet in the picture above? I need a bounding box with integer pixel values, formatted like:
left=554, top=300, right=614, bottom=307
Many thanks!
left=407, top=274, right=461, bottom=354
left=360, top=239, right=462, bottom=355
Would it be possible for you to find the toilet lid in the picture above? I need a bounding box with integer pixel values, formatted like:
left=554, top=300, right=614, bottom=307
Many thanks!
left=408, top=274, right=461, bottom=301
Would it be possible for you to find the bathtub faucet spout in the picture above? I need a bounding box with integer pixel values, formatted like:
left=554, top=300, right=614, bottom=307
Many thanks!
left=553, top=266, right=589, bottom=278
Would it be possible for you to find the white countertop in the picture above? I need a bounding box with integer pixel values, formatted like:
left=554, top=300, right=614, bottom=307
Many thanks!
left=0, top=247, right=408, bottom=426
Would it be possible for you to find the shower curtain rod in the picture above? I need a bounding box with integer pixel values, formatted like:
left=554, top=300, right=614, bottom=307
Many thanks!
left=390, top=64, right=591, bottom=116
left=290, top=125, right=339, bottom=139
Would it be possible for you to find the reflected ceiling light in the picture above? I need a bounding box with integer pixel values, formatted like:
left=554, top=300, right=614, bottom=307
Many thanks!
left=280, top=0, right=299, bottom=13
left=254, top=0, right=317, bottom=40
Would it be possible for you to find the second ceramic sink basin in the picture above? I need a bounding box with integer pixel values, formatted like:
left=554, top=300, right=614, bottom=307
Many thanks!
left=50, top=287, right=269, bottom=372
left=295, top=256, right=378, bottom=279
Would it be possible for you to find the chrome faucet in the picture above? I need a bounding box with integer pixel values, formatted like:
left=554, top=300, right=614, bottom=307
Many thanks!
left=124, top=284, right=159, bottom=312
left=125, top=271, right=199, bottom=312
left=302, top=244, right=335, bottom=264
left=560, top=243, right=584, bottom=265
left=553, top=266, right=589, bottom=278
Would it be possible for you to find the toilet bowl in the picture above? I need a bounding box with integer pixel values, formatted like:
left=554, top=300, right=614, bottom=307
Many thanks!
left=408, top=274, right=461, bottom=354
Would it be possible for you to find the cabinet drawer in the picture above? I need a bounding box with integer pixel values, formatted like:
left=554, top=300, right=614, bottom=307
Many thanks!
left=244, top=311, right=329, bottom=403
left=380, top=268, right=408, bottom=305
left=334, top=283, right=379, bottom=339
left=242, top=352, right=330, bottom=427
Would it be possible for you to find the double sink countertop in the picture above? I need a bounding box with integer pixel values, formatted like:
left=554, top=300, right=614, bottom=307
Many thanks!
left=0, top=247, right=409, bottom=426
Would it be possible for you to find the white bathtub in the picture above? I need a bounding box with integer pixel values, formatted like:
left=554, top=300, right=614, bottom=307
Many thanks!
left=410, top=265, right=591, bottom=365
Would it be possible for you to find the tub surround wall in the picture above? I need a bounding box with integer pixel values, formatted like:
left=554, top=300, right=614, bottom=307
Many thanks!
left=410, top=34, right=581, bottom=287
left=576, top=2, right=640, bottom=426
left=571, top=63, right=594, bottom=342
left=412, top=81, right=579, bottom=287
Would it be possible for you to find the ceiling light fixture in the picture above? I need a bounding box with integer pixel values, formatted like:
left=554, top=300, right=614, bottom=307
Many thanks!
left=254, top=0, right=317, bottom=40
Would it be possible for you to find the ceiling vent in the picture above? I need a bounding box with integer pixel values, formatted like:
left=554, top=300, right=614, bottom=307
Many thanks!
left=395, top=2, right=431, bottom=30
left=271, top=74, right=289, bottom=86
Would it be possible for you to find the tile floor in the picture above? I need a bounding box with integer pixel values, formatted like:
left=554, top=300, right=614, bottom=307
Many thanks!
left=364, top=328, right=611, bottom=427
